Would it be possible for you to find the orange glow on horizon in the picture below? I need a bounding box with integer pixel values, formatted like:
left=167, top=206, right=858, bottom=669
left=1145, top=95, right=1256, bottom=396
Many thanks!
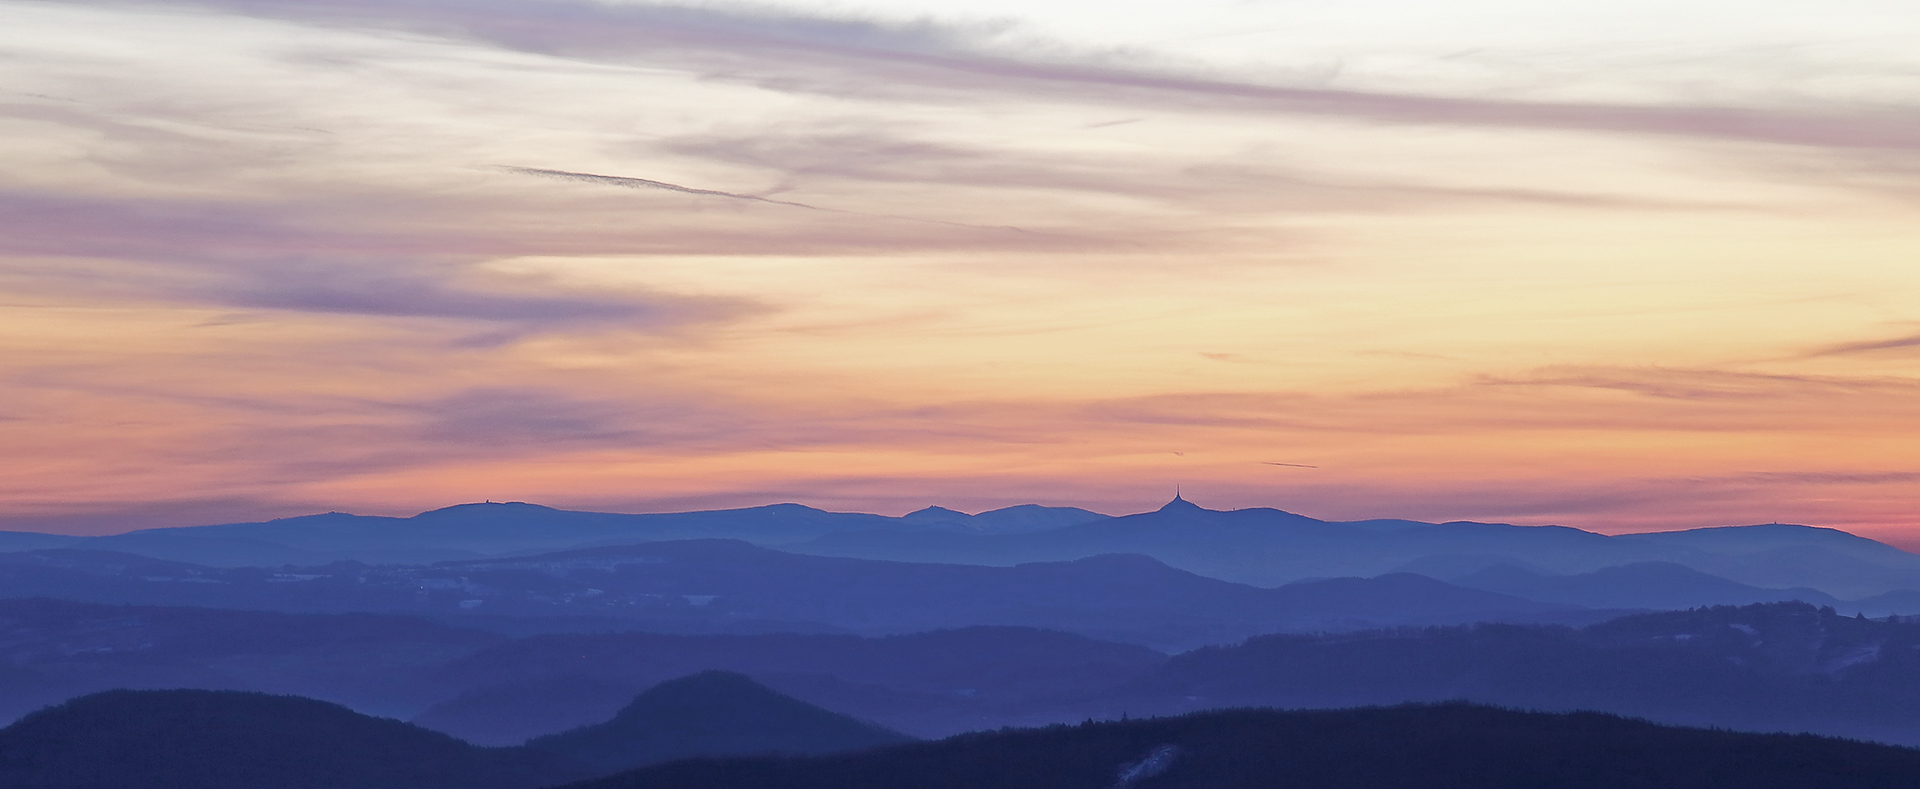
left=1, top=0, right=1916, bottom=539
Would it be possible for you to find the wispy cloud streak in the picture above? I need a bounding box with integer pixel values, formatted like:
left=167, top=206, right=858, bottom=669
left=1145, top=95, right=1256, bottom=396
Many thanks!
left=104, top=0, right=1920, bottom=152
left=0, top=191, right=750, bottom=333
left=1809, top=333, right=1920, bottom=357
left=504, top=166, right=823, bottom=210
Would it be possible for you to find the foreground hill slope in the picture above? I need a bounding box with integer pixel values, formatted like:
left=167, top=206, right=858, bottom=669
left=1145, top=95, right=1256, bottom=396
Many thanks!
left=0, top=678, right=910, bottom=789
left=563, top=703, right=1920, bottom=789
left=0, top=689, right=578, bottom=789
left=529, top=671, right=911, bottom=772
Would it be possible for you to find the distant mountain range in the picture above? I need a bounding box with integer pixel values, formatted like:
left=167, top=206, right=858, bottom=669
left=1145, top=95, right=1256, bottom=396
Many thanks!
left=10, top=497, right=1920, bottom=756
left=791, top=497, right=1920, bottom=598
left=5, top=497, right=1917, bottom=601
left=0, top=540, right=1604, bottom=651
left=0, top=502, right=1105, bottom=567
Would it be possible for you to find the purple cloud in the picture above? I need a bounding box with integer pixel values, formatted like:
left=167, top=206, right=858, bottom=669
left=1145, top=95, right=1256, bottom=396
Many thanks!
left=0, top=191, right=751, bottom=334
left=99, top=0, right=1920, bottom=153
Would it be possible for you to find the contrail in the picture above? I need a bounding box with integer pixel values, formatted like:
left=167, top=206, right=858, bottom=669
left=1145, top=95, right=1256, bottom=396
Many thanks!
left=504, top=166, right=823, bottom=210
left=506, top=164, right=1036, bottom=233
left=1261, top=462, right=1318, bottom=468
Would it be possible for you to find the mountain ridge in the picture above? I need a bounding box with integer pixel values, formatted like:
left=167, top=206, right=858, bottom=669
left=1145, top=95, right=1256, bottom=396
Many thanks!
left=5, top=499, right=1916, bottom=599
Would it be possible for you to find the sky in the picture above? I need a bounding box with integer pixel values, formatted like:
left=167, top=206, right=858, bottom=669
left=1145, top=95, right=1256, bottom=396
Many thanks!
left=2, top=0, right=1918, bottom=541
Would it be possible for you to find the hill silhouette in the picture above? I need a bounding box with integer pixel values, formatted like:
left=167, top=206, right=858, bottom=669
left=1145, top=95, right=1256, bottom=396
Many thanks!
left=415, top=626, right=1164, bottom=742
left=434, top=602, right=1920, bottom=748
left=530, top=671, right=911, bottom=772
left=558, top=702, right=1920, bottom=789
left=0, top=600, right=1166, bottom=739
left=0, top=689, right=581, bottom=789
left=0, top=678, right=911, bottom=789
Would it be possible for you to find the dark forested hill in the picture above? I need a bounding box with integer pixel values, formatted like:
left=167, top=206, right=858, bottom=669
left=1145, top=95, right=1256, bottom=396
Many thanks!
left=528, top=671, right=910, bottom=772
left=20, top=690, right=1920, bottom=789
left=559, top=703, right=1920, bottom=789
left=0, top=678, right=914, bottom=789
left=0, top=689, right=580, bottom=789
left=0, top=596, right=1167, bottom=740
left=414, top=626, right=1165, bottom=743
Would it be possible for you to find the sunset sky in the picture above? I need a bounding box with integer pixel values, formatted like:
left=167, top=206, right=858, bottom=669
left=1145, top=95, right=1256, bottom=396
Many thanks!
left=3, top=0, right=1918, bottom=541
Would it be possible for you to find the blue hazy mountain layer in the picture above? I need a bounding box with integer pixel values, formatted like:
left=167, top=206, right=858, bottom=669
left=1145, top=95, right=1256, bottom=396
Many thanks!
left=0, top=533, right=82, bottom=553
left=5, top=498, right=1918, bottom=599
left=52, top=502, right=1107, bottom=567
left=790, top=497, right=1920, bottom=597
left=14, top=598, right=1920, bottom=749
left=0, top=597, right=508, bottom=722
left=0, top=541, right=1588, bottom=652
left=0, top=597, right=1164, bottom=740
left=1448, top=562, right=1849, bottom=610
left=1120, top=602, right=1920, bottom=746
left=445, top=602, right=1920, bottom=748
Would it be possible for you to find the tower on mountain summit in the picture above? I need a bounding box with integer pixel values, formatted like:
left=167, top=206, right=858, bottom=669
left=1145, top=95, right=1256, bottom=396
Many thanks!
left=1158, top=490, right=1202, bottom=513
